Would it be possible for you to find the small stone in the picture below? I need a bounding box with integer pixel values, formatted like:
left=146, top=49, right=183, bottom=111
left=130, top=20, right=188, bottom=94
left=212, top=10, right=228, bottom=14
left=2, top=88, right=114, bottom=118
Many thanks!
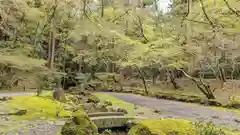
left=14, top=109, right=27, bottom=115
left=153, top=109, right=161, bottom=114
left=126, top=120, right=138, bottom=129
left=211, top=115, right=220, bottom=119
left=234, top=118, right=240, bottom=123
left=55, top=121, right=65, bottom=126
left=48, top=121, right=54, bottom=125
left=104, top=100, right=112, bottom=106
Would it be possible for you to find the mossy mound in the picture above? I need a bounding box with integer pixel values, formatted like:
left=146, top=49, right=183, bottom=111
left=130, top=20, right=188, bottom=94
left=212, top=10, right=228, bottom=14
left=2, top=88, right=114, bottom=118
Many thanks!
left=87, top=95, right=100, bottom=104
left=226, top=100, right=240, bottom=109
left=61, top=111, right=98, bottom=135
left=128, top=124, right=155, bottom=135
left=7, top=92, right=72, bottom=120
left=130, top=119, right=197, bottom=135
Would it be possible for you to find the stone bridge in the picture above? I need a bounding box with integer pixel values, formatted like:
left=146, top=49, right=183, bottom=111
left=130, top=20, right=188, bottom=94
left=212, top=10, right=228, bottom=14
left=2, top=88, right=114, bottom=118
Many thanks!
left=88, top=112, right=146, bottom=129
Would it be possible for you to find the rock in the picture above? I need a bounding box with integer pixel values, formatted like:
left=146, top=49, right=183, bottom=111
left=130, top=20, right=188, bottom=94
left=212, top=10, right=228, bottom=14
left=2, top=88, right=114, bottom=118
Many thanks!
left=153, top=109, right=161, bottom=114
left=53, top=88, right=66, bottom=102
left=208, top=99, right=222, bottom=106
left=201, top=98, right=209, bottom=105
left=96, top=103, right=108, bottom=112
left=107, top=107, right=114, bottom=112
left=61, top=111, right=98, bottom=135
left=126, top=120, right=138, bottom=129
left=55, top=121, right=65, bottom=126
left=201, top=98, right=222, bottom=106
left=234, top=118, right=240, bottom=123
left=134, top=104, right=138, bottom=109
left=104, top=100, right=112, bottom=106
left=117, top=108, right=128, bottom=114
left=211, top=115, right=220, bottom=119
left=128, top=124, right=153, bottom=135
left=0, top=96, right=13, bottom=101
left=47, top=121, right=54, bottom=125
left=87, top=95, right=100, bottom=104
left=14, top=109, right=27, bottom=115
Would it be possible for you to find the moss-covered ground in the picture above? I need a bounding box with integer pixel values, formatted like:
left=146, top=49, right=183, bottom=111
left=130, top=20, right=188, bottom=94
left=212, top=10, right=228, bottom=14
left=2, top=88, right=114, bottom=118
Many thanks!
left=94, top=93, right=160, bottom=118
left=130, top=119, right=240, bottom=135
left=6, top=92, right=72, bottom=120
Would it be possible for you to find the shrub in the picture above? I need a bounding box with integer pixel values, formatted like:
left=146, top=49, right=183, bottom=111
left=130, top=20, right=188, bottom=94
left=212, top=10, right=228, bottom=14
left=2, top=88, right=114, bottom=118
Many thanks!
left=61, top=111, right=98, bottom=135
left=193, top=121, right=226, bottom=135
left=87, top=95, right=100, bottom=104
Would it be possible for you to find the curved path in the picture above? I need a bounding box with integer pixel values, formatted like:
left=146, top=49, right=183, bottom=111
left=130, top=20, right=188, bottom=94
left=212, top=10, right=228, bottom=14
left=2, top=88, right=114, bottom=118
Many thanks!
left=1, top=91, right=239, bottom=129
left=99, top=92, right=240, bottom=129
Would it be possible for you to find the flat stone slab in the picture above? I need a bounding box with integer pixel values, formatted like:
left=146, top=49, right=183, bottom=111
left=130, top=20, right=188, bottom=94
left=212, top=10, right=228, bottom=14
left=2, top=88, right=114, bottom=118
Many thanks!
left=90, top=116, right=146, bottom=129
left=88, top=112, right=125, bottom=117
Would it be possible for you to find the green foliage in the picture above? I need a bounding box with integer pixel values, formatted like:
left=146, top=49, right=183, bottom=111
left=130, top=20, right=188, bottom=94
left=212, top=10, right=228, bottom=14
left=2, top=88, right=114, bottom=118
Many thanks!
left=193, top=121, right=226, bottom=135
left=61, top=111, right=98, bottom=135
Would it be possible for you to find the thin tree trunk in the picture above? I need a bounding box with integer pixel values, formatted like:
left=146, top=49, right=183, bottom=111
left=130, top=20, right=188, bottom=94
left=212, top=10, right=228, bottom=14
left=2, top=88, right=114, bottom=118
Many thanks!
left=48, top=0, right=57, bottom=69
left=167, top=68, right=179, bottom=89
left=136, top=67, right=148, bottom=94
left=101, top=0, right=104, bottom=17
left=181, top=69, right=215, bottom=99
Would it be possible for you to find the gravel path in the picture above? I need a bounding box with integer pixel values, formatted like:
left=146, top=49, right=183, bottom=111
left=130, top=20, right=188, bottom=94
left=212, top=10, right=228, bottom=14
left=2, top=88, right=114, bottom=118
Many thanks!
left=99, top=92, right=240, bottom=129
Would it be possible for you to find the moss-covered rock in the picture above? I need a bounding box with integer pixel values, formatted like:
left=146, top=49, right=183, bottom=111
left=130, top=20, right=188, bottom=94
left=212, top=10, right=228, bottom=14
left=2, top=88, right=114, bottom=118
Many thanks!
left=61, top=111, right=98, bottom=135
left=128, top=124, right=154, bottom=135
left=226, top=100, right=240, bottom=109
left=116, top=107, right=128, bottom=114
left=87, top=95, right=100, bottom=104
left=104, top=100, right=112, bottom=106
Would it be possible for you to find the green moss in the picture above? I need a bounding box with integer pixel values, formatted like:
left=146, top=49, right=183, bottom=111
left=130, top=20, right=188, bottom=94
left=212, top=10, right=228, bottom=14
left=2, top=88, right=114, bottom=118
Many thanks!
left=143, top=0, right=154, bottom=5
left=61, top=111, right=98, bottom=135
left=128, top=124, right=155, bottom=135
left=87, top=95, right=100, bottom=104
left=7, top=92, right=72, bottom=120
left=139, top=119, right=197, bottom=135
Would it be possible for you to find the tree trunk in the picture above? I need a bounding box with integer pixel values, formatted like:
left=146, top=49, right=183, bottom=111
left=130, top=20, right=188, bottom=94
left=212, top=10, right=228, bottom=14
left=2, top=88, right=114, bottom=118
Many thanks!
left=101, top=0, right=104, bottom=17
left=152, top=75, right=156, bottom=85
left=48, top=0, right=57, bottom=69
left=167, top=69, right=179, bottom=89
left=181, top=69, right=215, bottom=99
left=136, top=67, right=148, bottom=94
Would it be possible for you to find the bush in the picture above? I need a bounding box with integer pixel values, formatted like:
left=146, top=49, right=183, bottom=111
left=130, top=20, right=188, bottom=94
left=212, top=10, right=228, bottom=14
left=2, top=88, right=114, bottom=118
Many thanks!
left=193, top=121, right=225, bottom=135
left=87, top=95, right=100, bottom=104
left=61, top=111, right=98, bottom=135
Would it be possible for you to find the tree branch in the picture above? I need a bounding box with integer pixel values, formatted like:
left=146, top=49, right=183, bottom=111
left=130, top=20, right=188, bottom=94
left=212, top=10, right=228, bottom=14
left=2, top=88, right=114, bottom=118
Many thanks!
left=199, top=0, right=215, bottom=28
left=222, top=0, right=240, bottom=17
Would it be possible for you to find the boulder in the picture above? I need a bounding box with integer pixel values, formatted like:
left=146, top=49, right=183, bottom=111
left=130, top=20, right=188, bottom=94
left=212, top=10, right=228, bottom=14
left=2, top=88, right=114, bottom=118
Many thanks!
left=104, top=100, right=112, bottom=106
left=53, top=88, right=66, bottom=102
left=87, top=95, right=100, bottom=104
left=128, top=124, right=153, bottom=135
left=61, top=111, right=98, bottom=135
